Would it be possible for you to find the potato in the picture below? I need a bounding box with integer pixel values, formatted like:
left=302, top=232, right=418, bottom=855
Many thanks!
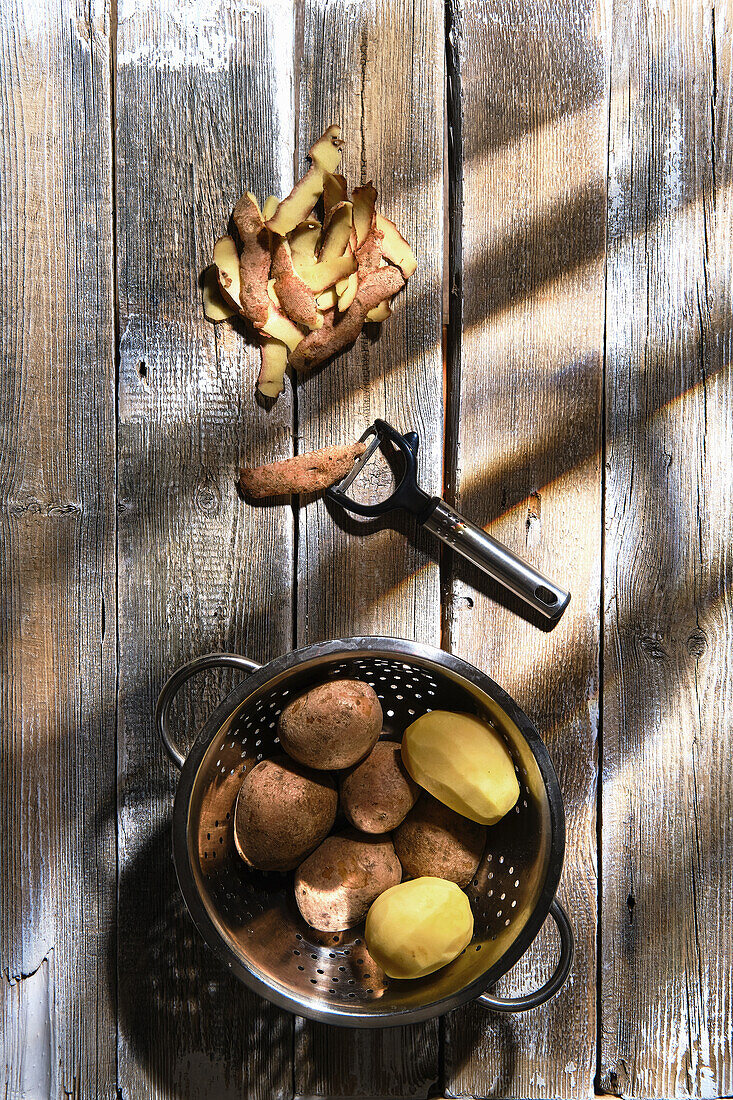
left=365, top=877, right=474, bottom=979
left=294, top=830, right=402, bottom=931
left=393, top=794, right=486, bottom=887
left=401, top=711, right=520, bottom=825
left=278, top=680, right=382, bottom=770
left=234, top=754, right=337, bottom=872
left=340, top=740, right=419, bottom=833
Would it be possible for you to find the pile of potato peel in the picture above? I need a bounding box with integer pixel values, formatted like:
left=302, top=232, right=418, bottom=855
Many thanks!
left=204, top=125, right=417, bottom=399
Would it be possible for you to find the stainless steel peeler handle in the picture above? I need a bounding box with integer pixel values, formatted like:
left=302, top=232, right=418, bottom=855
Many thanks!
left=423, top=499, right=570, bottom=622
left=326, top=420, right=571, bottom=623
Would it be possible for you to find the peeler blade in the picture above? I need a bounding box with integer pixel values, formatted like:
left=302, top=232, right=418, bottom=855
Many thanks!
left=326, top=420, right=434, bottom=519
left=330, top=427, right=382, bottom=497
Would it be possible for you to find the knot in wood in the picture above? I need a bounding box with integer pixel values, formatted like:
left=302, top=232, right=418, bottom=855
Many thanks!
left=686, top=628, right=707, bottom=659
left=637, top=631, right=668, bottom=660
left=195, top=481, right=221, bottom=517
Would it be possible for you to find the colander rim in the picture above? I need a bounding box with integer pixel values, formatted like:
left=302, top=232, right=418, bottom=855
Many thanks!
left=170, top=636, right=566, bottom=1027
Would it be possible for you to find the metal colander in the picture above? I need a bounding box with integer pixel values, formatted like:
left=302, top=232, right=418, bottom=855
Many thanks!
left=157, top=638, right=572, bottom=1026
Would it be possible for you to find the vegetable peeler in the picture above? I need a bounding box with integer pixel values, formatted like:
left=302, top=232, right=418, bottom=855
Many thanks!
left=326, top=420, right=571, bottom=623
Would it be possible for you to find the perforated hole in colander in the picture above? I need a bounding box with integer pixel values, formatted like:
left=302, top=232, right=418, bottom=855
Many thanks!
left=186, top=651, right=551, bottom=1013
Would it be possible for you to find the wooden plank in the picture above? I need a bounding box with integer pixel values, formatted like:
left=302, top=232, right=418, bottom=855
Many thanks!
left=0, top=1, right=117, bottom=1096
left=115, top=2, right=296, bottom=1096
left=600, top=0, right=733, bottom=1094
left=443, top=0, right=609, bottom=1096
left=293, top=0, right=444, bottom=1094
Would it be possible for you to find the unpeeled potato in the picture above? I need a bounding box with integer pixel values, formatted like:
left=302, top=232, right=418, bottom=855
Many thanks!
left=339, top=740, right=419, bottom=833
left=401, top=711, right=520, bottom=825
left=234, top=755, right=337, bottom=872
left=294, top=830, right=402, bottom=931
left=279, top=680, right=382, bottom=770
left=365, top=876, right=474, bottom=979
left=393, top=794, right=486, bottom=887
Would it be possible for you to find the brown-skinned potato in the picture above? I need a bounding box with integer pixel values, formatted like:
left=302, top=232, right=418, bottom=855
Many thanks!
left=294, top=829, right=402, bottom=931
left=278, top=679, right=382, bottom=770
left=340, top=740, right=419, bottom=833
left=393, top=794, right=486, bottom=888
left=234, top=755, right=337, bottom=872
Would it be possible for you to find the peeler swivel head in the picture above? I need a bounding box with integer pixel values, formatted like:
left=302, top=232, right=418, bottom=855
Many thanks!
left=326, top=420, right=438, bottom=520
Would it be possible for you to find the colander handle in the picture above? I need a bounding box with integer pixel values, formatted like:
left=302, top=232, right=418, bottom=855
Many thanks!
left=156, top=652, right=262, bottom=769
left=476, top=899, right=574, bottom=1012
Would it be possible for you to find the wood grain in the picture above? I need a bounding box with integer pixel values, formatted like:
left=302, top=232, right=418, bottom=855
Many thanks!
left=443, top=1, right=609, bottom=1096
left=293, top=0, right=444, bottom=1094
left=600, top=0, right=733, bottom=1094
left=0, top=1, right=117, bottom=1096
left=115, top=2, right=295, bottom=1096
left=3, top=0, right=733, bottom=1096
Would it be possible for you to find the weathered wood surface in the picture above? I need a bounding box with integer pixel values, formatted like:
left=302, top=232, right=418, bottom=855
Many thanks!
left=3, top=0, right=733, bottom=1097
left=600, top=0, right=733, bottom=1096
left=443, top=0, right=608, bottom=1096
left=293, top=1, right=444, bottom=1095
left=0, top=2, right=117, bottom=1098
left=115, top=1, right=295, bottom=1096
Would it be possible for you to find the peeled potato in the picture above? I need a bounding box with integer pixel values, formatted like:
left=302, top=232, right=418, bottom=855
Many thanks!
left=365, top=876, right=474, bottom=979
left=401, top=711, right=519, bottom=825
